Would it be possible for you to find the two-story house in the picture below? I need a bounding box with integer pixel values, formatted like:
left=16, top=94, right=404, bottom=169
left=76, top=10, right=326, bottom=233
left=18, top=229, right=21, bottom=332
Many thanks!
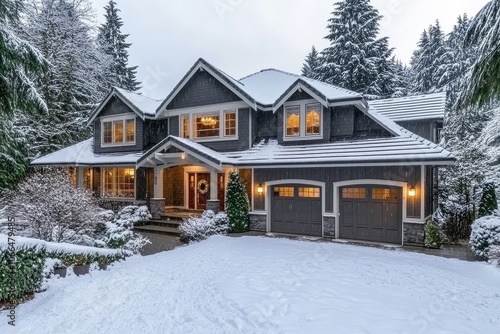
left=31, top=58, right=454, bottom=246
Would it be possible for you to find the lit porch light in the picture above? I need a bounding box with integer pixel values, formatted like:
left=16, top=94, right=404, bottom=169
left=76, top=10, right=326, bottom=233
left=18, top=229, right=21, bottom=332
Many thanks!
left=257, top=184, right=264, bottom=195
left=408, top=186, right=416, bottom=198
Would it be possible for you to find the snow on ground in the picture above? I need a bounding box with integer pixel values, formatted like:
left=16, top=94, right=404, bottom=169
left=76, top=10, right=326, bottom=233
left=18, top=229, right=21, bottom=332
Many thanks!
left=2, top=236, right=500, bottom=334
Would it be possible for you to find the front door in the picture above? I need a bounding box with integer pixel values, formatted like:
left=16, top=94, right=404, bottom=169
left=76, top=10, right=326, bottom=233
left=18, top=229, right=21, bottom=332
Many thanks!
left=188, top=173, right=211, bottom=210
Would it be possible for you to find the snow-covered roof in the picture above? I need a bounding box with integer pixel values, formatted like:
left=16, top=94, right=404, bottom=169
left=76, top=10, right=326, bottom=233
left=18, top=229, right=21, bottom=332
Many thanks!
left=239, top=69, right=362, bottom=107
left=30, top=139, right=142, bottom=166
left=156, top=58, right=364, bottom=115
left=222, top=135, right=454, bottom=167
left=368, top=93, right=446, bottom=122
left=87, top=87, right=162, bottom=125
left=114, top=87, right=162, bottom=117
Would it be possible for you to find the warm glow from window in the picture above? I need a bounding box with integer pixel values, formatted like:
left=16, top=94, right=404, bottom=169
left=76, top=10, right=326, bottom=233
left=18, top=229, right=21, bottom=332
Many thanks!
left=306, top=104, right=320, bottom=135
left=224, top=110, right=236, bottom=136
left=103, top=168, right=135, bottom=198
left=195, top=114, right=220, bottom=138
left=286, top=106, right=300, bottom=136
left=103, top=118, right=135, bottom=145
left=103, top=122, right=112, bottom=144
left=126, top=119, right=135, bottom=142
left=181, top=115, right=190, bottom=139
left=113, top=121, right=123, bottom=143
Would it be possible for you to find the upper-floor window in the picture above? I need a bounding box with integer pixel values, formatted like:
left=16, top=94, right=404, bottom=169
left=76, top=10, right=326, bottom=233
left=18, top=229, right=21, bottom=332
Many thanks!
left=181, top=108, right=237, bottom=140
left=102, top=116, right=136, bottom=146
left=284, top=101, right=322, bottom=140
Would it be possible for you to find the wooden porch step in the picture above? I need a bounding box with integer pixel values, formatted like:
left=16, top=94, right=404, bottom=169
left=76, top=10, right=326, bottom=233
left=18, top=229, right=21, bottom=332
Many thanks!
left=148, top=219, right=182, bottom=228
left=161, top=212, right=202, bottom=220
left=134, top=225, right=180, bottom=236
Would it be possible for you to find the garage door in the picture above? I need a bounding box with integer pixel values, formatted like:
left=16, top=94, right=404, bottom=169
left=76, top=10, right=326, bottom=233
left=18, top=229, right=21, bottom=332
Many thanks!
left=339, top=185, right=402, bottom=244
left=271, top=185, right=322, bottom=236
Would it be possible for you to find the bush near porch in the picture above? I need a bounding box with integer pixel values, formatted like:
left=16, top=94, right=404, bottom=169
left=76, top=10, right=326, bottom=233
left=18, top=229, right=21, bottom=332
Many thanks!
left=179, top=210, right=229, bottom=243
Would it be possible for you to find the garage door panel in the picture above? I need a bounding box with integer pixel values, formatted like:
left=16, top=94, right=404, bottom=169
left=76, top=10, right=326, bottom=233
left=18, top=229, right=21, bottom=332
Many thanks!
left=271, top=185, right=322, bottom=237
left=340, top=185, right=402, bottom=244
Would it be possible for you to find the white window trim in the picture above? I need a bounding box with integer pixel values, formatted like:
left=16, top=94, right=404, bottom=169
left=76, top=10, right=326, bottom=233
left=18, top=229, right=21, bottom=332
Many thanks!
left=179, top=107, right=239, bottom=142
left=283, top=99, right=323, bottom=141
left=101, top=115, right=136, bottom=147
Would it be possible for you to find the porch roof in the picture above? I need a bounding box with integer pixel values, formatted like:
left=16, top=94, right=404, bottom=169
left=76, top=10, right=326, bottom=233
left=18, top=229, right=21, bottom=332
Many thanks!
left=30, top=139, right=142, bottom=166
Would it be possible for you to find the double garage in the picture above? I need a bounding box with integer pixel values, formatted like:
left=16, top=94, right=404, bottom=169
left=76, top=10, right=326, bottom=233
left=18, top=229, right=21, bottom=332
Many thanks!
left=270, top=183, right=403, bottom=244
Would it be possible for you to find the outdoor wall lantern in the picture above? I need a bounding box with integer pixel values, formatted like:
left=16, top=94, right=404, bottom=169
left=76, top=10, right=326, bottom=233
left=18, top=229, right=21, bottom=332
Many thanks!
left=408, top=186, right=416, bottom=198
left=257, top=184, right=264, bottom=195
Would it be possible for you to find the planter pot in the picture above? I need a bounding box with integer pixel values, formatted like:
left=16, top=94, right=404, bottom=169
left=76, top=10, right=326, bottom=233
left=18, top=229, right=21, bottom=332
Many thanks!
left=53, top=267, right=67, bottom=278
left=98, top=263, right=108, bottom=271
left=73, top=264, right=90, bottom=276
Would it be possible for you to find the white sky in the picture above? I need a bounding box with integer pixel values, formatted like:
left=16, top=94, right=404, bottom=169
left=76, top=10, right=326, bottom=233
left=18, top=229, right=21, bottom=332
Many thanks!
left=90, top=0, right=490, bottom=98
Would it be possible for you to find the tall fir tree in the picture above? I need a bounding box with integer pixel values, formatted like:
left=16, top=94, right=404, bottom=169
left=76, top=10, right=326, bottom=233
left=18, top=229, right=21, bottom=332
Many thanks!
left=460, top=0, right=500, bottom=108
left=225, top=171, right=250, bottom=233
left=318, top=0, right=397, bottom=98
left=0, top=0, right=45, bottom=189
left=98, top=0, right=140, bottom=92
left=436, top=15, right=478, bottom=105
left=410, top=21, right=447, bottom=94
left=301, top=46, right=321, bottom=79
left=19, top=0, right=109, bottom=157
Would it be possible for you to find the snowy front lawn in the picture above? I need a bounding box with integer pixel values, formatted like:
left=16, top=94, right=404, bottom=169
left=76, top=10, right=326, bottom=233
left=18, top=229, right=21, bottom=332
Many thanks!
left=2, top=236, right=500, bottom=334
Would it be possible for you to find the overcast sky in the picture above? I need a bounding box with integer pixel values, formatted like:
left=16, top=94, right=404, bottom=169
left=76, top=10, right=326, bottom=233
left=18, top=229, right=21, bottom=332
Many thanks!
left=90, top=0, right=489, bottom=99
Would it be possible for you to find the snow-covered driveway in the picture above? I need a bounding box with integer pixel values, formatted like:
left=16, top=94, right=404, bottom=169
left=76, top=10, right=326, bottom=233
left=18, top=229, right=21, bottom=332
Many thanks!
left=3, top=236, right=500, bottom=334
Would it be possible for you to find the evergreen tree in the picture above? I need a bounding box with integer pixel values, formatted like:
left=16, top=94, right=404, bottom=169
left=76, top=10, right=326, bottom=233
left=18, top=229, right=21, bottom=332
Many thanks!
left=301, top=46, right=321, bottom=79
left=318, top=0, right=397, bottom=97
left=460, top=0, right=500, bottom=107
left=225, top=171, right=250, bottom=233
left=98, top=0, right=140, bottom=92
left=20, top=0, right=109, bottom=157
left=436, top=15, right=478, bottom=105
left=391, top=59, right=411, bottom=97
left=478, top=183, right=498, bottom=217
left=0, top=0, right=45, bottom=189
left=410, top=21, right=447, bottom=94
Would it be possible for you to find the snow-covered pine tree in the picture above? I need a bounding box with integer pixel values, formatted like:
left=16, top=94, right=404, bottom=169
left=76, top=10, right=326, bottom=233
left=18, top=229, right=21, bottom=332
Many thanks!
left=225, top=171, right=250, bottom=233
left=436, top=15, right=478, bottom=105
left=478, top=183, right=498, bottom=218
left=0, top=0, right=45, bottom=189
left=460, top=0, right=500, bottom=108
left=98, top=0, right=140, bottom=92
left=301, top=46, right=322, bottom=79
left=391, top=58, right=411, bottom=97
left=410, top=21, right=447, bottom=94
left=19, top=0, right=109, bottom=157
left=318, top=0, right=397, bottom=98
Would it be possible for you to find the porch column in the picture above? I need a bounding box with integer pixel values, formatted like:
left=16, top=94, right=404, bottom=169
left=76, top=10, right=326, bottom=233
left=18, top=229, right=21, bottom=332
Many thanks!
left=154, top=167, right=164, bottom=199
left=76, top=167, right=84, bottom=189
left=210, top=169, right=217, bottom=200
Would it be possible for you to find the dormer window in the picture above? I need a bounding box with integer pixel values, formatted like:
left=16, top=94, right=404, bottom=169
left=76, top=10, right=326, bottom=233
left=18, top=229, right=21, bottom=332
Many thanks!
left=284, top=101, right=322, bottom=140
left=180, top=107, right=238, bottom=140
left=102, top=116, right=136, bottom=146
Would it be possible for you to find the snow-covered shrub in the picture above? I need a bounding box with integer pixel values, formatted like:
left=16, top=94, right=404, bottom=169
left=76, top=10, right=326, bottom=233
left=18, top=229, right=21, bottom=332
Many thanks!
left=469, top=214, right=500, bottom=259
left=478, top=183, right=498, bottom=218
left=225, top=171, right=250, bottom=233
left=0, top=246, right=46, bottom=304
left=179, top=210, right=229, bottom=243
left=94, top=205, right=151, bottom=256
left=424, top=219, right=441, bottom=249
left=9, top=168, right=103, bottom=245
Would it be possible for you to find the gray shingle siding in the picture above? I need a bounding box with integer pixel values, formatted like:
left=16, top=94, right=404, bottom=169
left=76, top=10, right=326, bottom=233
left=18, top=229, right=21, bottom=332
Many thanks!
left=331, top=106, right=392, bottom=141
left=99, top=97, right=133, bottom=117
left=398, top=121, right=438, bottom=143
left=166, top=70, right=242, bottom=110
left=253, top=165, right=422, bottom=218
left=253, top=109, right=277, bottom=142
left=144, top=118, right=169, bottom=150
left=169, top=116, right=179, bottom=137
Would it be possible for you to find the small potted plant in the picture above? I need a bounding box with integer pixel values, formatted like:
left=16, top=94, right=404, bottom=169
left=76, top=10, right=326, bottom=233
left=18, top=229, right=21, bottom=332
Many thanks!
left=71, top=254, right=92, bottom=276
left=52, top=259, right=67, bottom=278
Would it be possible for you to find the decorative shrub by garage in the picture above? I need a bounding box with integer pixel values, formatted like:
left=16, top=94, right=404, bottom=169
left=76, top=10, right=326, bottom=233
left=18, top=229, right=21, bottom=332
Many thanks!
left=470, top=214, right=500, bottom=260
left=424, top=219, right=441, bottom=249
left=225, top=171, right=250, bottom=233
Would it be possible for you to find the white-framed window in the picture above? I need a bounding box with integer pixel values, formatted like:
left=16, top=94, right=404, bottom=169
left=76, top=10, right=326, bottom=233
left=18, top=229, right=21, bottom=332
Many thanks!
left=102, top=167, right=135, bottom=198
left=181, top=115, right=190, bottom=139
left=283, top=101, right=323, bottom=140
left=101, top=115, right=136, bottom=146
left=224, top=109, right=237, bottom=137
left=285, top=106, right=300, bottom=137
left=180, top=108, right=238, bottom=140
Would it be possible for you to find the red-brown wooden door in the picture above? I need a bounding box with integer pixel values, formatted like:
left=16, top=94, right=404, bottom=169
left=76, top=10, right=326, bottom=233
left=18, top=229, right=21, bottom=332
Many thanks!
left=188, top=173, right=211, bottom=210
left=217, top=173, right=225, bottom=211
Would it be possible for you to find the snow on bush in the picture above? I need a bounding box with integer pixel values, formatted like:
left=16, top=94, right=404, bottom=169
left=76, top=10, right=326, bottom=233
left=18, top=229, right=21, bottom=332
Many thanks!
left=470, top=214, right=500, bottom=259
left=179, top=210, right=229, bottom=243
left=8, top=168, right=104, bottom=245
left=94, top=205, right=151, bottom=256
